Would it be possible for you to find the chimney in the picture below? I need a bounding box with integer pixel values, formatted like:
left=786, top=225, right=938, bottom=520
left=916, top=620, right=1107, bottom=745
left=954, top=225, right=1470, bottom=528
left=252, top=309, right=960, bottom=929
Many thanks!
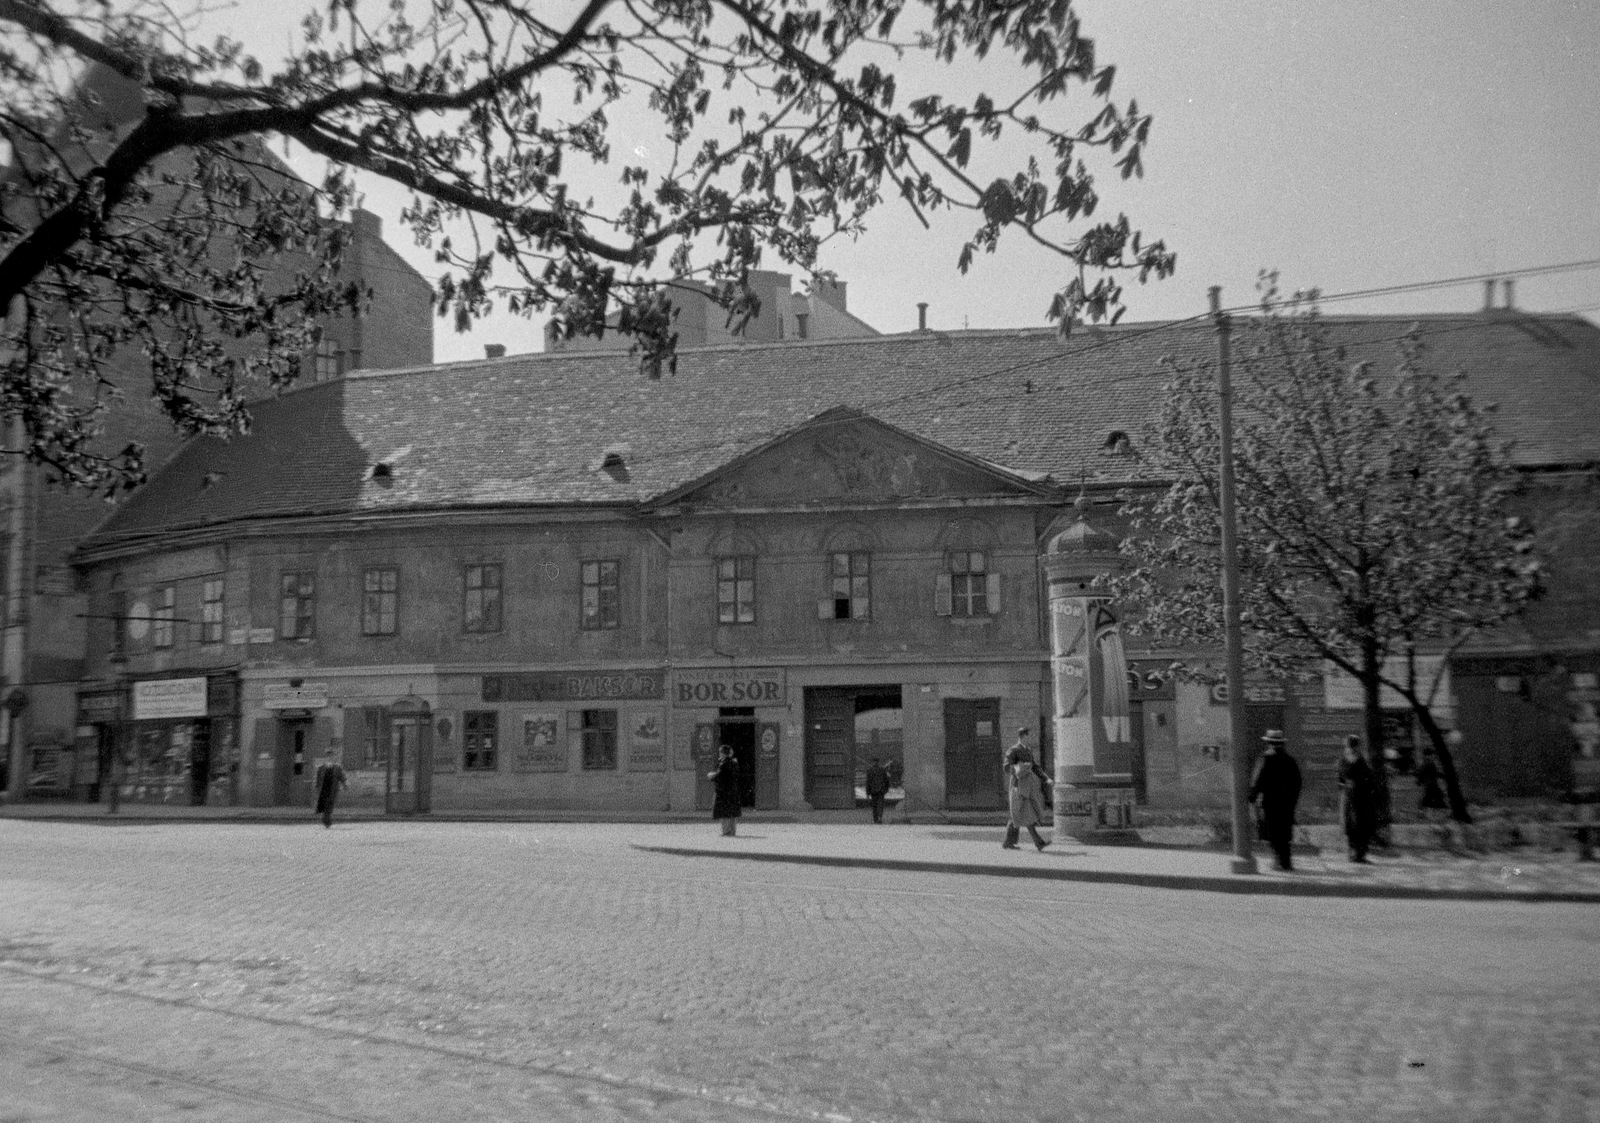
left=484, top=344, right=506, bottom=359
left=811, top=277, right=848, bottom=312
left=1483, top=279, right=1496, bottom=312
left=917, top=302, right=929, bottom=331
left=1502, top=278, right=1515, bottom=310
left=351, top=208, right=382, bottom=240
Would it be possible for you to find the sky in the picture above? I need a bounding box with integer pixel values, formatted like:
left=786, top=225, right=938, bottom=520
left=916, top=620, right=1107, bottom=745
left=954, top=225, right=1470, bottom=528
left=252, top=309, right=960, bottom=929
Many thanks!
left=232, top=0, right=1600, bottom=362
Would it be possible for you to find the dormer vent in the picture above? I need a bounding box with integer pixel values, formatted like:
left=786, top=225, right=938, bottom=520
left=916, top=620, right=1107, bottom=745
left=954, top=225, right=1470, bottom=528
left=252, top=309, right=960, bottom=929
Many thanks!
left=1102, top=430, right=1134, bottom=456
left=600, top=452, right=630, bottom=482
left=369, top=462, right=394, bottom=486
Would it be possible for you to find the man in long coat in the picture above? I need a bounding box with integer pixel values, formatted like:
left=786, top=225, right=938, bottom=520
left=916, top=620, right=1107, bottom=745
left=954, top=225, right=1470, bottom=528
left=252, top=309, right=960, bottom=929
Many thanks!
left=1002, top=759, right=1050, bottom=851
left=864, top=757, right=891, bottom=824
left=313, top=749, right=347, bottom=829
left=709, top=744, right=742, bottom=837
left=1248, top=730, right=1302, bottom=871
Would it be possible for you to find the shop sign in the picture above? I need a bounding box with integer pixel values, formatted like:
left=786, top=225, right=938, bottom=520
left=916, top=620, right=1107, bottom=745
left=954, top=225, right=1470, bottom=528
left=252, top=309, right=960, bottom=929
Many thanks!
left=248, top=627, right=276, bottom=645
left=76, top=691, right=122, bottom=722
left=1323, top=657, right=1450, bottom=711
left=672, top=667, right=786, bottom=708
left=263, top=683, right=330, bottom=710
left=482, top=670, right=664, bottom=703
left=1125, top=660, right=1177, bottom=701
left=132, top=677, right=208, bottom=721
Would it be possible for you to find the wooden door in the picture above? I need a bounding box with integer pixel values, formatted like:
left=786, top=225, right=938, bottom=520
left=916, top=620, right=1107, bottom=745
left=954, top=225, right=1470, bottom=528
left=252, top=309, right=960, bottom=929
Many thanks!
left=804, top=688, right=856, bottom=809
left=276, top=720, right=314, bottom=807
left=943, top=698, right=1003, bottom=810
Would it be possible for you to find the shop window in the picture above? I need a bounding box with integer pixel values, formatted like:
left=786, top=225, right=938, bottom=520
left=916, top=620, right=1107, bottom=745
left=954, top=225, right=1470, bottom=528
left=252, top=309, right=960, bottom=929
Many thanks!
left=280, top=572, right=315, bottom=639
left=463, top=710, right=498, bottom=771
left=936, top=551, right=1000, bottom=617
left=581, top=560, right=620, bottom=630
left=361, top=567, right=398, bottom=635
left=200, top=578, right=224, bottom=644
left=463, top=564, right=502, bottom=633
left=574, top=708, right=618, bottom=770
left=152, top=586, right=176, bottom=648
left=716, top=556, right=755, bottom=624
left=830, top=552, right=870, bottom=620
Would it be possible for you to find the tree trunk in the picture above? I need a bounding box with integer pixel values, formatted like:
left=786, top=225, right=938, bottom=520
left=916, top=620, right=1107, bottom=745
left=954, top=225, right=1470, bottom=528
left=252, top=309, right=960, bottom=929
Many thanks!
left=1360, top=633, right=1393, bottom=839
left=1412, top=703, right=1473, bottom=824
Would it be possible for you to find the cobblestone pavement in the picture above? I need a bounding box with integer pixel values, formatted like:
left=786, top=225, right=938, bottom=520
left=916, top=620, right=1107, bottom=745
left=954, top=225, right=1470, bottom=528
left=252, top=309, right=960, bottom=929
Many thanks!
left=0, top=820, right=1595, bottom=1123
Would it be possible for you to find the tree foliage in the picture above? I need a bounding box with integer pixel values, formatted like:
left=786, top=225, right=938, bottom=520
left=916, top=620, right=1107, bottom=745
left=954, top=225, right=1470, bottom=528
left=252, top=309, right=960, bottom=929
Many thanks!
left=1111, top=282, right=1541, bottom=822
left=0, top=0, right=1175, bottom=491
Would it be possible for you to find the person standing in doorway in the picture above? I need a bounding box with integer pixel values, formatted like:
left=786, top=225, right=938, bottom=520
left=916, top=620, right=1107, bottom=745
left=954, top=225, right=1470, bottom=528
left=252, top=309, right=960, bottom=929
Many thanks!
left=864, top=756, right=891, bottom=824
left=1248, top=730, right=1302, bottom=871
left=710, top=744, right=742, bottom=837
left=313, top=749, right=347, bottom=829
left=1338, top=735, right=1379, bottom=863
left=1002, top=755, right=1050, bottom=851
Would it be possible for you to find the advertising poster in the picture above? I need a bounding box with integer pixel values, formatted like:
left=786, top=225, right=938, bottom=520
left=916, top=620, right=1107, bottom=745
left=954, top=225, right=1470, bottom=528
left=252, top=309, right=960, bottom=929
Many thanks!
left=513, top=713, right=566, bottom=772
left=627, top=712, right=666, bottom=771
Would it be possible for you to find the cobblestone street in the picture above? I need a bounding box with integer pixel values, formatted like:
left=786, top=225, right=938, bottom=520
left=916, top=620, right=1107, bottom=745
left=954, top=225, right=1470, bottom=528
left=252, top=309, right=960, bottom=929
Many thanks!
left=1, top=819, right=1595, bottom=1122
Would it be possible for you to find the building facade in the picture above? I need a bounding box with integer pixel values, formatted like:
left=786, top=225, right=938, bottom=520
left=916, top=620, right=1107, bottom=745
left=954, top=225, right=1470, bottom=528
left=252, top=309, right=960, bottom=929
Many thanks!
left=57, top=311, right=1600, bottom=814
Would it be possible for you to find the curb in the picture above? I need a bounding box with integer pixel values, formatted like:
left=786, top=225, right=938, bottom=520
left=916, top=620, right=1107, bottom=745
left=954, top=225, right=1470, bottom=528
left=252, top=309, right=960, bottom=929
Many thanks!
left=630, top=844, right=1600, bottom=905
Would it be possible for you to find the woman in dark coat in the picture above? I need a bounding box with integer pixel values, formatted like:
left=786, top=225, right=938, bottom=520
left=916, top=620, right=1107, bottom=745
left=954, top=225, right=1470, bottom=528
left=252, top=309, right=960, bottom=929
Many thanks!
left=709, top=744, right=742, bottom=836
left=1337, top=735, right=1379, bottom=863
left=313, top=749, right=347, bottom=829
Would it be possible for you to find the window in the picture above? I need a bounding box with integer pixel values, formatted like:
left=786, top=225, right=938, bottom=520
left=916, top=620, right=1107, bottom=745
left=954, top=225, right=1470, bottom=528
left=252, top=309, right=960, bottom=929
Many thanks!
left=361, top=567, right=398, bottom=635
left=361, top=708, right=388, bottom=769
left=831, top=552, right=870, bottom=620
left=575, top=708, right=618, bottom=770
left=937, top=550, right=1001, bottom=618
left=280, top=572, right=315, bottom=639
left=200, top=578, right=224, bottom=644
left=312, top=339, right=337, bottom=382
left=152, top=586, right=175, bottom=648
left=463, top=711, right=499, bottom=771
left=716, top=556, right=756, bottom=624
left=463, top=564, right=502, bottom=633
left=581, top=560, right=620, bottom=630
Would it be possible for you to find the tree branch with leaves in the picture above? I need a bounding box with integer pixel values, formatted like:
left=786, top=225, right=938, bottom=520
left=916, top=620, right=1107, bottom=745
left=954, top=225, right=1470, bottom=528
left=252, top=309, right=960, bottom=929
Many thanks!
left=1, top=0, right=1175, bottom=492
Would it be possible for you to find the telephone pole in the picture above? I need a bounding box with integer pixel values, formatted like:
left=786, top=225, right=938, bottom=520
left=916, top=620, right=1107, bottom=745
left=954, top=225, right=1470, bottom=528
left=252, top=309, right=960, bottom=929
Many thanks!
left=1210, top=287, right=1258, bottom=875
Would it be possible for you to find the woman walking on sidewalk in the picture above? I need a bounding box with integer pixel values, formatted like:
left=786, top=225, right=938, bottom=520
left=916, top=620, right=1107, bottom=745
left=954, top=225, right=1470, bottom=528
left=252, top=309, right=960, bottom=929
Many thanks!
left=1003, top=756, right=1050, bottom=851
left=710, top=744, right=742, bottom=837
left=1338, top=736, right=1380, bottom=863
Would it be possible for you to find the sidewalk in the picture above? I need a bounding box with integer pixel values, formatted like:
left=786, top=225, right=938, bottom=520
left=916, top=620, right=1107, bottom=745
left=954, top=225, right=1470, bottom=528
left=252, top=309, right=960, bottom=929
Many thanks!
left=5, top=801, right=1598, bottom=903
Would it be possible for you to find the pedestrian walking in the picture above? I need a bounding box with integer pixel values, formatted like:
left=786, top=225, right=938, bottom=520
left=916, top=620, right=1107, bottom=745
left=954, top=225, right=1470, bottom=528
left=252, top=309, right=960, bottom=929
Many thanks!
left=313, top=749, right=347, bottom=829
left=1002, top=757, right=1050, bottom=851
left=1337, top=735, right=1379, bottom=863
left=1248, top=730, right=1302, bottom=871
left=864, top=756, right=891, bottom=824
left=1006, top=727, right=1034, bottom=767
left=709, top=744, right=742, bottom=837
left=1415, top=746, right=1448, bottom=814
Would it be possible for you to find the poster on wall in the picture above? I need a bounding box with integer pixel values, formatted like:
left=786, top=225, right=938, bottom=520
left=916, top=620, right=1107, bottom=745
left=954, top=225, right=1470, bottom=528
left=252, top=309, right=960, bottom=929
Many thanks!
left=513, top=714, right=566, bottom=772
left=627, top=712, right=666, bottom=771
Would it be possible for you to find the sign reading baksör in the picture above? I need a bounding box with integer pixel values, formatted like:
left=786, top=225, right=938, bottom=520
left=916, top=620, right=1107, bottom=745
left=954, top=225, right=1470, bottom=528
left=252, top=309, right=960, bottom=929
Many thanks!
left=672, top=667, right=786, bottom=708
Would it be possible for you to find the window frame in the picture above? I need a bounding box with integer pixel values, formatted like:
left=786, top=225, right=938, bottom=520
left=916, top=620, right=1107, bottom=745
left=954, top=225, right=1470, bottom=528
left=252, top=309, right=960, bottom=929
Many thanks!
left=200, top=577, right=224, bottom=644
left=580, top=559, right=621, bottom=630
left=830, top=551, right=871, bottom=620
left=947, top=550, right=992, bottom=618
left=462, top=710, right=499, bottom=771
left=151, top=585, right=176, bottom=648
left=279, top=571, right=316, bottom=639
left=361, top=708, right=388, bottom=769
left=576, top=708, right=618, bottom=771
left=361, top=567, right=399, bottom=636
left=715, top=555, right=756, bottom=625
left=462, top=563, right=504, bottom=634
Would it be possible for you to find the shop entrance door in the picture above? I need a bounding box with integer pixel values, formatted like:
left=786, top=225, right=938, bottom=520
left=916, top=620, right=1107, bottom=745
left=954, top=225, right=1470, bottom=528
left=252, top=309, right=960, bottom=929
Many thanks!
left=275, top=719, right=314, bottom=806
left=385, top=707, right=433, bottom=814
left=943, top=698, right=1003, bottom=810
left=715, top=710, right=765, bottom=810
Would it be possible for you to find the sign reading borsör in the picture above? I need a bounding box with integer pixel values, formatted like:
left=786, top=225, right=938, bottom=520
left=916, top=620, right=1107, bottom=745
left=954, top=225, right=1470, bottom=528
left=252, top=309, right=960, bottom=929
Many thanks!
left=672, top=667, right=786, bottom=708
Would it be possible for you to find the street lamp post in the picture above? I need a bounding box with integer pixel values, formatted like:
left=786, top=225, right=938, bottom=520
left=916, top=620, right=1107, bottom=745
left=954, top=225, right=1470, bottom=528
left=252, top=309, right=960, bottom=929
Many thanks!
left=1210, top=287, right=1259, bottom=875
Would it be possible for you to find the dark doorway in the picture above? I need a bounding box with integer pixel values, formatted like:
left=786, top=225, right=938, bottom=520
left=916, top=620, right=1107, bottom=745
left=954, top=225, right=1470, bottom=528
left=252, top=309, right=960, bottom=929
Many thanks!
left=943, top=698, right=1003, bottom=810
left=275, top=719, right=313, bottom=806
left=188, top=720, right=211, bottom=806
left=716, top=708, right=758, bottom=808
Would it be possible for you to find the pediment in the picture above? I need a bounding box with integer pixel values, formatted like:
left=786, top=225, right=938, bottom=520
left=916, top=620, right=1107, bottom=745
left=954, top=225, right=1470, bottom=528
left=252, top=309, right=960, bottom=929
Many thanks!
left=654, top=410, right=1049, bottom=508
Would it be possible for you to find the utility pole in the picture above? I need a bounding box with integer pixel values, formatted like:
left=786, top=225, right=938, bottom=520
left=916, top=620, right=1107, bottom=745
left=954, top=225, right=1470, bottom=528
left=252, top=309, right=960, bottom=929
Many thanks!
left=1210, top=286, right=1258, bottom=875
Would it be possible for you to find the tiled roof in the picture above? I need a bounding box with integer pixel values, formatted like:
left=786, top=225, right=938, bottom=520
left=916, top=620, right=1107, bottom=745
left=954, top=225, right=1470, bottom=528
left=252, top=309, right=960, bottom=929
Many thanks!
left=79, top=312, right=1600, bottom=551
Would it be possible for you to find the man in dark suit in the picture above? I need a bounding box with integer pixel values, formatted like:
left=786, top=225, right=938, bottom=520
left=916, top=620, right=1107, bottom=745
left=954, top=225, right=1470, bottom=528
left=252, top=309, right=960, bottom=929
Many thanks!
left=1248, top=730, right=1302, bottom=871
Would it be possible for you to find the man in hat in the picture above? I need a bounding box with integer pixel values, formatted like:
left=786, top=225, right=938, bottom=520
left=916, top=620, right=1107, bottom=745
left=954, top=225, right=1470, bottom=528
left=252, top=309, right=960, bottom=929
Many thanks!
left=1248, top=730, right=1302, bottom=871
